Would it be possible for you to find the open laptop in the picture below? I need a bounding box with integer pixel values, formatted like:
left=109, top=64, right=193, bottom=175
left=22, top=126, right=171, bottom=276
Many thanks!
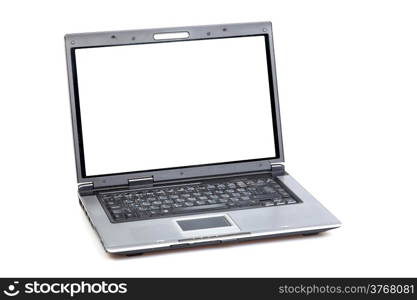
left=65, top=22, right=340, bottom=255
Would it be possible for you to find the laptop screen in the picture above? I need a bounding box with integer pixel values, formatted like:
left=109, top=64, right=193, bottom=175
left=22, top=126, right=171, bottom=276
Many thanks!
left=74, top=35, right=278, bottom=177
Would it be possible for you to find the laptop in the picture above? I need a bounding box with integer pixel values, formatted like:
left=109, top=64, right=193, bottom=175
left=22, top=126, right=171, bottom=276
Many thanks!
left=65, top=22, right=341, bottom=255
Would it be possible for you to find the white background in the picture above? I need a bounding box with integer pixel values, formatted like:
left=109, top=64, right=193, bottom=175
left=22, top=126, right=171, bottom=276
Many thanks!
left=0, top=0, right=416, bottom=277
left=76, top=36, right=275, bottom=176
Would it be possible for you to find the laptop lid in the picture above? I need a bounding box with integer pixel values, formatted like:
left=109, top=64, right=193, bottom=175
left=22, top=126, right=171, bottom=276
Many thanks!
left=65, top=22, right=284, bottom=188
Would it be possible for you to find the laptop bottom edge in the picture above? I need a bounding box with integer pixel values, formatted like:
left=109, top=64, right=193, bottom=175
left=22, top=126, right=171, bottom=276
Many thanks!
left=107, top=224, right=340, bottom=256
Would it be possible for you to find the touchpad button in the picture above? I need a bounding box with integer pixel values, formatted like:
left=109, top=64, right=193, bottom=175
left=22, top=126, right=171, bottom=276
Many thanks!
left=177, top=216, right=231, bottom=231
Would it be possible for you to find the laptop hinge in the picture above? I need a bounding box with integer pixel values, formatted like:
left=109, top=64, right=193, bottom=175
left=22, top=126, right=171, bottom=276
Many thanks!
left=128, top=176, right=154, bottom=187
left=78, top=182, right=94, bottom=196
left=270, top=163, right=285, bottom=176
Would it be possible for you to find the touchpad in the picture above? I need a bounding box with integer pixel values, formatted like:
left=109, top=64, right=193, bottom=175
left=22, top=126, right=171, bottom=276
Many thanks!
left=177, top=216, right=231, bottom=231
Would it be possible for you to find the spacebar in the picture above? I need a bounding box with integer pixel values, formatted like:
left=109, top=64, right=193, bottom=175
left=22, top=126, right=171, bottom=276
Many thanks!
left=172, top=204, right=227, bottom=214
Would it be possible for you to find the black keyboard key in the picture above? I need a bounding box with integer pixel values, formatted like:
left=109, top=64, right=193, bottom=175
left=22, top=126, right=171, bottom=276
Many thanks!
left=108, top=204, right=122, bottom=210
left=125, top=212, right=135, bottom=218
left=274, top=199, right=286, bottom=205
left=263, top=186, right=276, bottom=193
left=262, top=201, right=274, bottom=207
left=237, top=200, right=252, bottom=207
left=112, top=213, right=124, bottom=220
left=255, top=194, right=276, bottom=201
left=249, top=200, right=259, bottom=206
left=172, top=203, right=227, bottom=214
left=236, top=181, right=246, bottom=187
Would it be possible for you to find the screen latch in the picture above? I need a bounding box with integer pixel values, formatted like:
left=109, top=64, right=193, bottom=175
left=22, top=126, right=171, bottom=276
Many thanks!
left=128, top=176, right=154, bottom=187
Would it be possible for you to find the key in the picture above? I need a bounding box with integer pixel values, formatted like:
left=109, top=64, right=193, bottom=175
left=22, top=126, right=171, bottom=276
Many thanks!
left=237, top=200, right=252, bottom=207
left=172, top=203, right=227, bottom=214
left=255, top=194, right=277, bottom=201
left=274, top=199, right=286, bottom=205
left=112, top=213, right=124, bottom=220
left=109, top=204, right=122, bottom=210
left=236, top=181, right=246, bottom=188
left=263, top=186, right=276, bottom=193
left=149, top=210, right=159, bottom=216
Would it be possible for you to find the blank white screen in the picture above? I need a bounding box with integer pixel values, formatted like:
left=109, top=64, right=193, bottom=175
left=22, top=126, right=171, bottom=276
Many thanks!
left=75, top=36, right=276, bottom=176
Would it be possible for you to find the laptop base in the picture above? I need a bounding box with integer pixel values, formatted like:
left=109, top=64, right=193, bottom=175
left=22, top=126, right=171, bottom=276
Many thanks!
left=79, top=172, right=341, bottom=256
left=121, top=229, right=331, bottom=256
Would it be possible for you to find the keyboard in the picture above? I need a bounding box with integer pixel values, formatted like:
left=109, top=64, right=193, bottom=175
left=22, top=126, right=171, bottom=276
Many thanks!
left=99, top=174, right=300, bottom=223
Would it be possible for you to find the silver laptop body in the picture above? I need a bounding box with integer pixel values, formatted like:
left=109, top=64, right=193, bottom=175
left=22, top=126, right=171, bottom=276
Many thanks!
left=65, top=22, right=340, bottom=255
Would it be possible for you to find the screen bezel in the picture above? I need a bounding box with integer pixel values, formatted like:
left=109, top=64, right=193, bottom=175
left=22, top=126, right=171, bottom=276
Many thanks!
left=65, top=22, right=284, bottom=187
